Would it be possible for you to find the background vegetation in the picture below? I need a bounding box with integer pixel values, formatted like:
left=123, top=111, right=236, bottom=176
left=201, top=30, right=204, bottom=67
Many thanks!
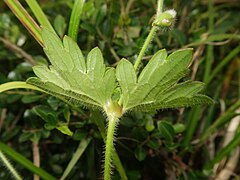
left=0, top=0, right=240, bottom=179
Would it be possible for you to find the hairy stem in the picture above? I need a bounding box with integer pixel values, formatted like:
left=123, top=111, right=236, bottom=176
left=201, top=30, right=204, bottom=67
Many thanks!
left=118, top=0, right=165, bottom=106
left=0, top=150, right=22, bottom=180
left=156, top=0, right=164, bottom=17
left=134, top=26, right=157, bottom=70
left=133, top=0, right=164, bottom=70
left=92, top=111, right=127, bottom=179
left=104, top=115, right=119, bottom=180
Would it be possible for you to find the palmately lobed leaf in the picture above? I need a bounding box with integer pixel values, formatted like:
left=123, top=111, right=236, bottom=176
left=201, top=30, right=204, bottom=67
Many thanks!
left=27, top=28, right=116, bottom=109
left=116, top=48, right=213, bottom=112
left=27, top=27, right=212, bottom=114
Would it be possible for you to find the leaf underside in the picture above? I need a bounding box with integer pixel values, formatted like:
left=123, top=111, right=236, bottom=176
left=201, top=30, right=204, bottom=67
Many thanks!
left=27, top=28, right=115, bottom=109
left=27, top=27, right=213, bottom=113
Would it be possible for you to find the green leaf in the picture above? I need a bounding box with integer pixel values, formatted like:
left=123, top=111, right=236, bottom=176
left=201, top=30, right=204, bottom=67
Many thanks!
left=134, top=146, right=147, bottom=161
left=147, top=139, right=160, bottom=150
left=165, top=142, right=179, bottom=151
left=145, top=116, right=155, bottom=132
left=21, top=94, right=41, bottom=103
left=63, top=107, right=71, bottom=122
left=56, top=124, right=73, bottom=136
left=173, top=123, right=185, bottom=133
left=54, top=14, right=66, bottom=37
left=116, top=58, right=136, bottom=106
left=27, top=78, right=100, bottom=108
left=127, top=170, right=141, bottom=180
left=116, top=49, right=213, bottom=112
left=63, top=35, right=85, bottom=72
left=42, top=29, right=74, bottom=71
left=138, top=49, right=167, bottom=83
left=44, top=123, right=56, bottom=130
left=27, top=27, right=116, bottom=110
left=157, top=120, right=175, bottom=142
left=26, top=28, right=212, bottom=116
left=19, top=132, right=33, bottom=143
left=32, top=105, right=58, bottom=125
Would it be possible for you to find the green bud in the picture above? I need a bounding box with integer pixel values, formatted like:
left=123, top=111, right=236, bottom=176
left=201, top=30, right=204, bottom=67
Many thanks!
left=145, top=116, right=155, bottom=132
left=173, top=123, right=185, bottom=133
left=153, top=9, right=176, bottom=27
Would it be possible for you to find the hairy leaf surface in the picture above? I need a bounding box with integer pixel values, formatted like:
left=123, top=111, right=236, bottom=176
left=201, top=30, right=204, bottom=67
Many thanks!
left=27, top=27, right=212, bottom=114
left=27, top=28, right=115, bottom=109
left=116, top=49, right=213, bottom=112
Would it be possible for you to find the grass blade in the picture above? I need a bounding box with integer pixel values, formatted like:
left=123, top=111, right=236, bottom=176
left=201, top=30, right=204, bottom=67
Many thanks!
left=203, top=83, right=222, bottom=130
left=203, top=0, right=214, bottom=83
left=185, top=34, right=240, bottom=47
left=204, top=131, right=240, bottom=170
left=182, top=106, right=201, bottom=147
left=25, top=0, right=55, bottom=33
left=68, top=0, right=85, bottom=41
left=200, top=99, right=240, bottom=142
left=61, top=138, right=91, bottom=180
left=0, top=142, right=56, bottom=180
left=4, top=0, right=43, bottom=46
left=207, top=45, right=240, bottom=84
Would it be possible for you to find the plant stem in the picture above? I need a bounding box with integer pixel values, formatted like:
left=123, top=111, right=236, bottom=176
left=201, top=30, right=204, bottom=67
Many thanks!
left=92, top=111, right=128, bottom=179
left=0, top=150, right=22, bottom=180
left=134, top=26, right=157, bottom=70
left=119, top=0, right=165, bottom=106
left=0, top=81, right=43, bottom=93
left=133, top=0, right=164, bottom=70
left=104, top=115, right=119, bottom=180
left=156, top=0, right=164, bottom=17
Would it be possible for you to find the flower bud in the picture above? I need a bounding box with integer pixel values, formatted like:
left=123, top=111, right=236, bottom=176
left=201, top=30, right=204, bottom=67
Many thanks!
left=153, top=9, right=176, bottom=27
